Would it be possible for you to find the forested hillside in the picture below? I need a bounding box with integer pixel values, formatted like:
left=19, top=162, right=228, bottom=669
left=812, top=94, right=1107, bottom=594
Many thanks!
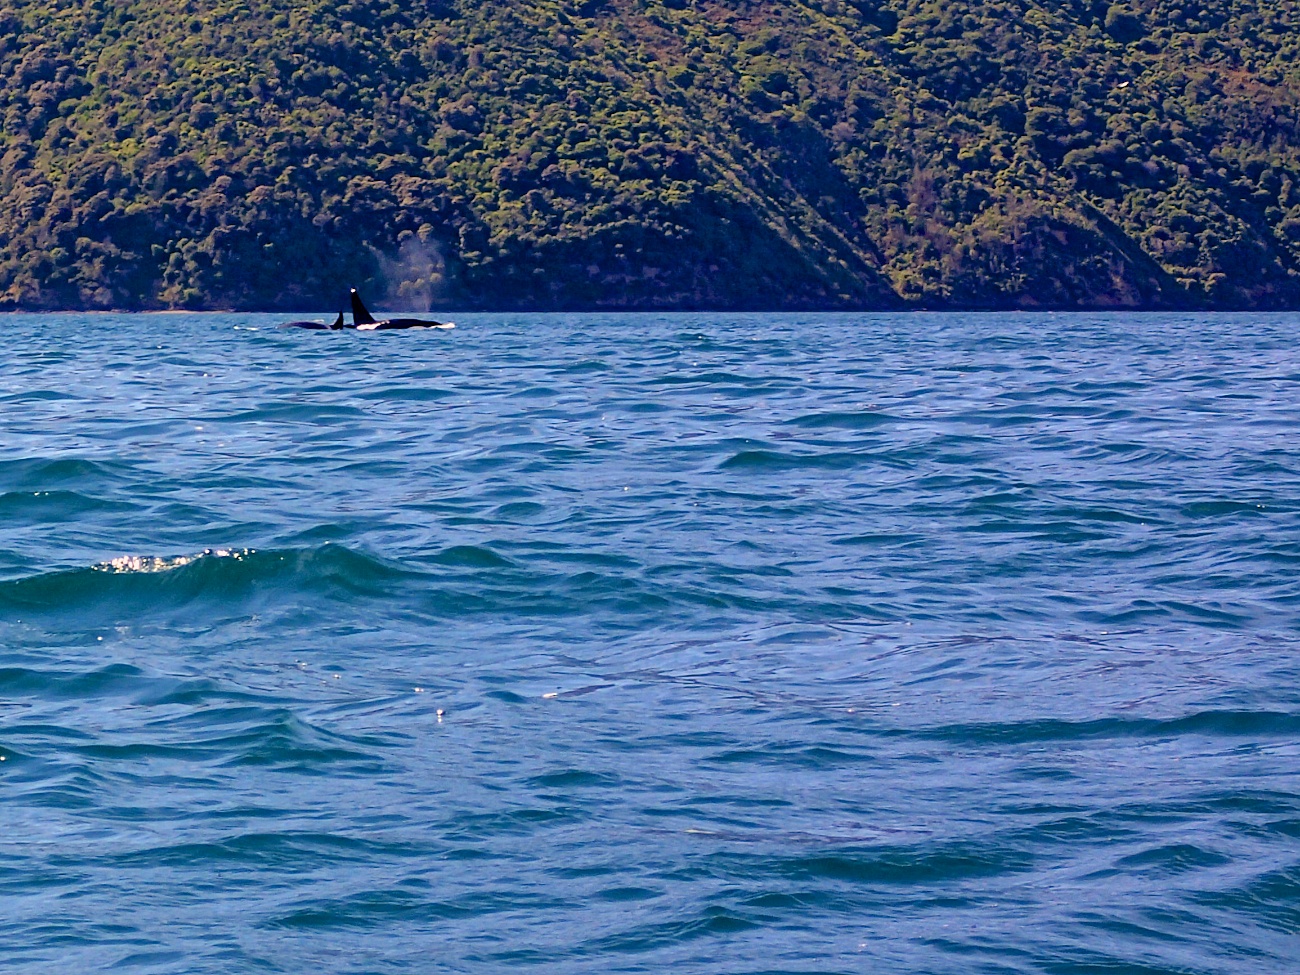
left=2, top=0, right=1300, bottom=310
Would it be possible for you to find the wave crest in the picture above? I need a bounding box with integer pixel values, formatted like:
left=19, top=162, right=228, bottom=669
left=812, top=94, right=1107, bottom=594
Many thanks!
left=0, top=544, right=413, bottom=618
left=93, top=548, right=256, bottom=574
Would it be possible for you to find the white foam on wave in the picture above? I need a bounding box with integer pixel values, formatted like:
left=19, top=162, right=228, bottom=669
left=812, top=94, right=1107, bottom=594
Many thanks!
left=93, top=548, right=255, bottom=574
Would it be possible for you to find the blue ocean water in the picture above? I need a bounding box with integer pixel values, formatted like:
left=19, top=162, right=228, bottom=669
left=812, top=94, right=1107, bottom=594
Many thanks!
left=1, top=311, right=1298, bottom=974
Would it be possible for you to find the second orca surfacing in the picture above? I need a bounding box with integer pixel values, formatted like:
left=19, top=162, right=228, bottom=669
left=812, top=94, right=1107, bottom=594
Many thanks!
left=279, top=311, right=347, bottom=330
left=279, top=291, right=454, bottom=331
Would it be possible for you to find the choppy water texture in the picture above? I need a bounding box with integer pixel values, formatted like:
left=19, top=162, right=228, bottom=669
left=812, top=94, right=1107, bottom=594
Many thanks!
left=2, top=311, right=1298, bottom=974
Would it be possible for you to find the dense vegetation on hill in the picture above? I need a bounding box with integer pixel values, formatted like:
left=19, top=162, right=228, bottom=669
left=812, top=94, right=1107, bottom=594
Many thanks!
left=2, top=0, right=1300, bottom=310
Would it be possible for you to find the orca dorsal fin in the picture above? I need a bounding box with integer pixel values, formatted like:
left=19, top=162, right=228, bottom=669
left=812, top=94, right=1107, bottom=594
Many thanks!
left=350, top=288, right=377, bottom=326
left=331, top=310, right=345, bottom=329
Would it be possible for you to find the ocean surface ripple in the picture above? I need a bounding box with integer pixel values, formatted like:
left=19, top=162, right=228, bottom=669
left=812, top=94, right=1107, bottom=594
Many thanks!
left=1, top=311, right=1297, bottom=973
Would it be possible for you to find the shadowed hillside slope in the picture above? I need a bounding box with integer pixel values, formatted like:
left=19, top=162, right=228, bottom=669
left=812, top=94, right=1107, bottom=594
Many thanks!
left=2, top=0, right=1300, bottom=310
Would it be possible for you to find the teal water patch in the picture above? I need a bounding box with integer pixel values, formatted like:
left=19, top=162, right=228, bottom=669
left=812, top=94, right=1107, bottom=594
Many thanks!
left=0, top=490, right=141, bottom=526
left=0, top=457, right=139, bottom=491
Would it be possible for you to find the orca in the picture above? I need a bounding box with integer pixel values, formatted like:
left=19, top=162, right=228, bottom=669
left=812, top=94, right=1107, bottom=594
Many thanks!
left=280, top=311, right=346, bottom=330
left=350, top=289, right=453, bottom=330
left=279, top=291, right=453, bottom=331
